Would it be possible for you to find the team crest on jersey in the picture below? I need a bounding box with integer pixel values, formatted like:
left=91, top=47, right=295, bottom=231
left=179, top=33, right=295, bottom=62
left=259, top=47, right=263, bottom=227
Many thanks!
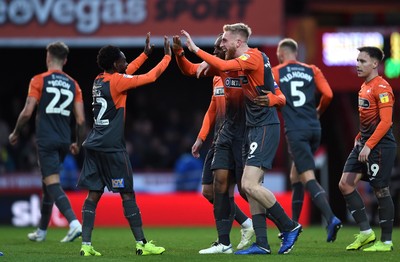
left=112, top=178, right=125, bottom=188
left=239, top=54, right=250, bottom=61
left=379, top=92, right=389, bottom=103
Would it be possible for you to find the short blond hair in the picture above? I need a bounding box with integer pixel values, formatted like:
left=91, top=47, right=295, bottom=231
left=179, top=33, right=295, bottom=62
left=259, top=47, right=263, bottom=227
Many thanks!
left=223, top=23, right=252, bottom=42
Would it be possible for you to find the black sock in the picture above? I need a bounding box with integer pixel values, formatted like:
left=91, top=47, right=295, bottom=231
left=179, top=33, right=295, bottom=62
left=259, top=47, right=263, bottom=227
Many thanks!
left=123, top=198, right=145, bottom=242
left=81, top=199, right=97, bottom=242
left=47, top=183, right=76, bottom=222
left=377, top=195, right=394, bottom=242
left=344, top=190, right=370, bottom=230
left=291, top=182, right=304, bottom=222
left=305, top=180, right=334, bottom=222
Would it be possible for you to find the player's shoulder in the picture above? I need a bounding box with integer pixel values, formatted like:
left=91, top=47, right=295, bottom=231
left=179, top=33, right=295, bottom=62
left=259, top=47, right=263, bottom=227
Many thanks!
left=239, top=48, right=263, bottom=60
left=372, top=76, right=393, bottom=92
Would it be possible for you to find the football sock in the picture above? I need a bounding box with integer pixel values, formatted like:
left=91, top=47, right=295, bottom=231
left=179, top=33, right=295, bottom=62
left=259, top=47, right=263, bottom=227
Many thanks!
left=305, top=179, right=334, bottom=222
left=267, top=201, right=296, bottom=231
left=344, top=190, right=370, bottom=230
left=81, top=199, right=97, bottom=242
left=253, top=213, right=268, bottom=248
left=266, top=211, right=283, bottom=232
left=39, top=183, right=54, bottom=230
left=377, top=195, right=394, bottom=242
left=214, top=192, right=233, bottom=246
left=291, top=182, right=304, bottom=222
left=47, top=183, right=76, bottom=222
left=123, top=198, right=145, bottom=242
left=233, top=199, right=248, bottom=225
left=241, top=218, right=253, bottom=229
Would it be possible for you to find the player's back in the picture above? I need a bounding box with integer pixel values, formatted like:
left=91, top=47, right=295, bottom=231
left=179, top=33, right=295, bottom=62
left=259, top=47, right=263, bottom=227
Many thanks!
left=83, top=73, right=126, bottom=152
left=34, top=70, right=80, bottom=144
left=273, top=61, right=320, bottom=131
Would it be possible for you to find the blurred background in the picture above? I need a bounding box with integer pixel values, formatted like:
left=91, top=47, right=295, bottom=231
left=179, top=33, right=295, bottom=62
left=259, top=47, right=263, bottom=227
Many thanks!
left=0, top=0, right=399, bottom=228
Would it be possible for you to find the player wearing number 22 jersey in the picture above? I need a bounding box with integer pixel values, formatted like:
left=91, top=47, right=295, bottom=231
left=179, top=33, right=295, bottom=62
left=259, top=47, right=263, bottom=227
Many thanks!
left=77, top=36, right=171, bottom=257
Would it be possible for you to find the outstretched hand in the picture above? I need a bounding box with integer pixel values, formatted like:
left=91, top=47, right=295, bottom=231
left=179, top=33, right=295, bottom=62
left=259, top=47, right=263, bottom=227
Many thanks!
left=144, top=32, right=154, bottom=56
left=181, top=30, right=199, bottom=53
left=164, top=36, right=171, bottom=56
left=172, top=35, right=183, bottom=54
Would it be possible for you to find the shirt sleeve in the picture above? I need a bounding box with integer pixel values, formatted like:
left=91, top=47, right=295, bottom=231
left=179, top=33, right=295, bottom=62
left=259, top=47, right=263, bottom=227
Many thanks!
left=114, top=55, right=171, bottom=93
left=126, top=53, right=148, bottom=75
left=196, top=49, right=242, bottom=71
left=27, top=75, right=43, bottom=101
left=313, top=66, right=333, bottom=115
left=175, top=53, right=199, bottom=76
left=197, top=95, right=217, bottom=141
left=74, top=80, right=83, bottom=103
left=365, top=89, right=394, bottom=149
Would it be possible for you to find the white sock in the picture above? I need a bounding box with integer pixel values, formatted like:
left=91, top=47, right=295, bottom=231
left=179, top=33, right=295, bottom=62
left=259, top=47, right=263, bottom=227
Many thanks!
left=383, top=240, right=392, bottom=245
left=360, top=229, right=372, bottom=235
left=241, top=218, right=253, bottom=228
left=37, top=229, right=47, bottom=236
left=69, top=219, right=80, bottom=228
left=82, top=242, right=91, bottom=246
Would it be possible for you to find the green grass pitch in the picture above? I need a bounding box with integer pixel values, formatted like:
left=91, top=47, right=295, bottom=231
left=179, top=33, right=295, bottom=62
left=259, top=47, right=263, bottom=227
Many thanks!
left=0, top=225, right=399, bottom=261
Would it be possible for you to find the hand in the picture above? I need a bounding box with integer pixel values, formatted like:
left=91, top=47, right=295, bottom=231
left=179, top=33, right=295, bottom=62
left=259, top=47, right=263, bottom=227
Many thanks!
left=354, top=137, right=362, bottom=147
left=253, top=90, right=271, bottom=106
left=172, top=35, right=183, bottom=54
left=181, top=30, right=199, bottom=53
left=358, top=145, right=371, bottom=163
left=164, top=35, right=171, bottom=56
left=196, top=61, right=210, bottom=78
left=8, top=132, right=18, bottom=145
left=70, top=142, right=80, bottom=155
left=191, top=138, right=203, bottom=158
left=144, top=32, right=154, bottom=56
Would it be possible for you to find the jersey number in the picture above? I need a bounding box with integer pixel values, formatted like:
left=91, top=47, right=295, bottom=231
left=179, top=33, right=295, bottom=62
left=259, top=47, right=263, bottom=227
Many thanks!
left=45, top=87, right=73, bottom=116
left=290, top=81, right=306, bottom=107
left=94, top=97, right=109, bottom=126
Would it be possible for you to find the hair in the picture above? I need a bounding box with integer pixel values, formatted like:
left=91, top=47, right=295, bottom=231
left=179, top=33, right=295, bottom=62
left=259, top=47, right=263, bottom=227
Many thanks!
left=357, top=46, right=385, bottom=62
left=46, top=41, right=69, bottom=60
left=223, top=23, right=252, bottom=42
left=97, top=45, right=121, bottom=71
left=278, top=38, right=298, bottom=53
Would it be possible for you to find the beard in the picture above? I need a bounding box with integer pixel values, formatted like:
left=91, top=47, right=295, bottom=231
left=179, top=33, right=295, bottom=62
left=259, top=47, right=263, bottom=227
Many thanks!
left=225, top=47, right=236, bottom=60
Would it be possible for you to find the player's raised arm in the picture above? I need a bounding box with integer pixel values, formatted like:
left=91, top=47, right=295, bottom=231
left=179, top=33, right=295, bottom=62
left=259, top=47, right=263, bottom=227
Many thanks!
left=126, top=32, right=154, bottom=75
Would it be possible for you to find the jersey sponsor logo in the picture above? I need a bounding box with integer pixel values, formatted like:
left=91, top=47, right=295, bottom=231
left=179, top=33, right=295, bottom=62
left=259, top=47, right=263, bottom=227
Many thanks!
left=214, top=86, right=224, bottom=96
left=358, top=97, right=370, bottom=108
left=379, top=92, right=389, bottom=103
left=239, top=54, right=250, bottom=61
left=225, top=77, right=242, bottom=88
left=112, top=178, right=125, bottom=188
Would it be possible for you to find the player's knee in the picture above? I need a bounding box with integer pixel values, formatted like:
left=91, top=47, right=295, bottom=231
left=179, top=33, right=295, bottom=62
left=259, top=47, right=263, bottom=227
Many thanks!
left=202, top=191, right=213, bottom=203
left=338, top=178, right=352, bottom=194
